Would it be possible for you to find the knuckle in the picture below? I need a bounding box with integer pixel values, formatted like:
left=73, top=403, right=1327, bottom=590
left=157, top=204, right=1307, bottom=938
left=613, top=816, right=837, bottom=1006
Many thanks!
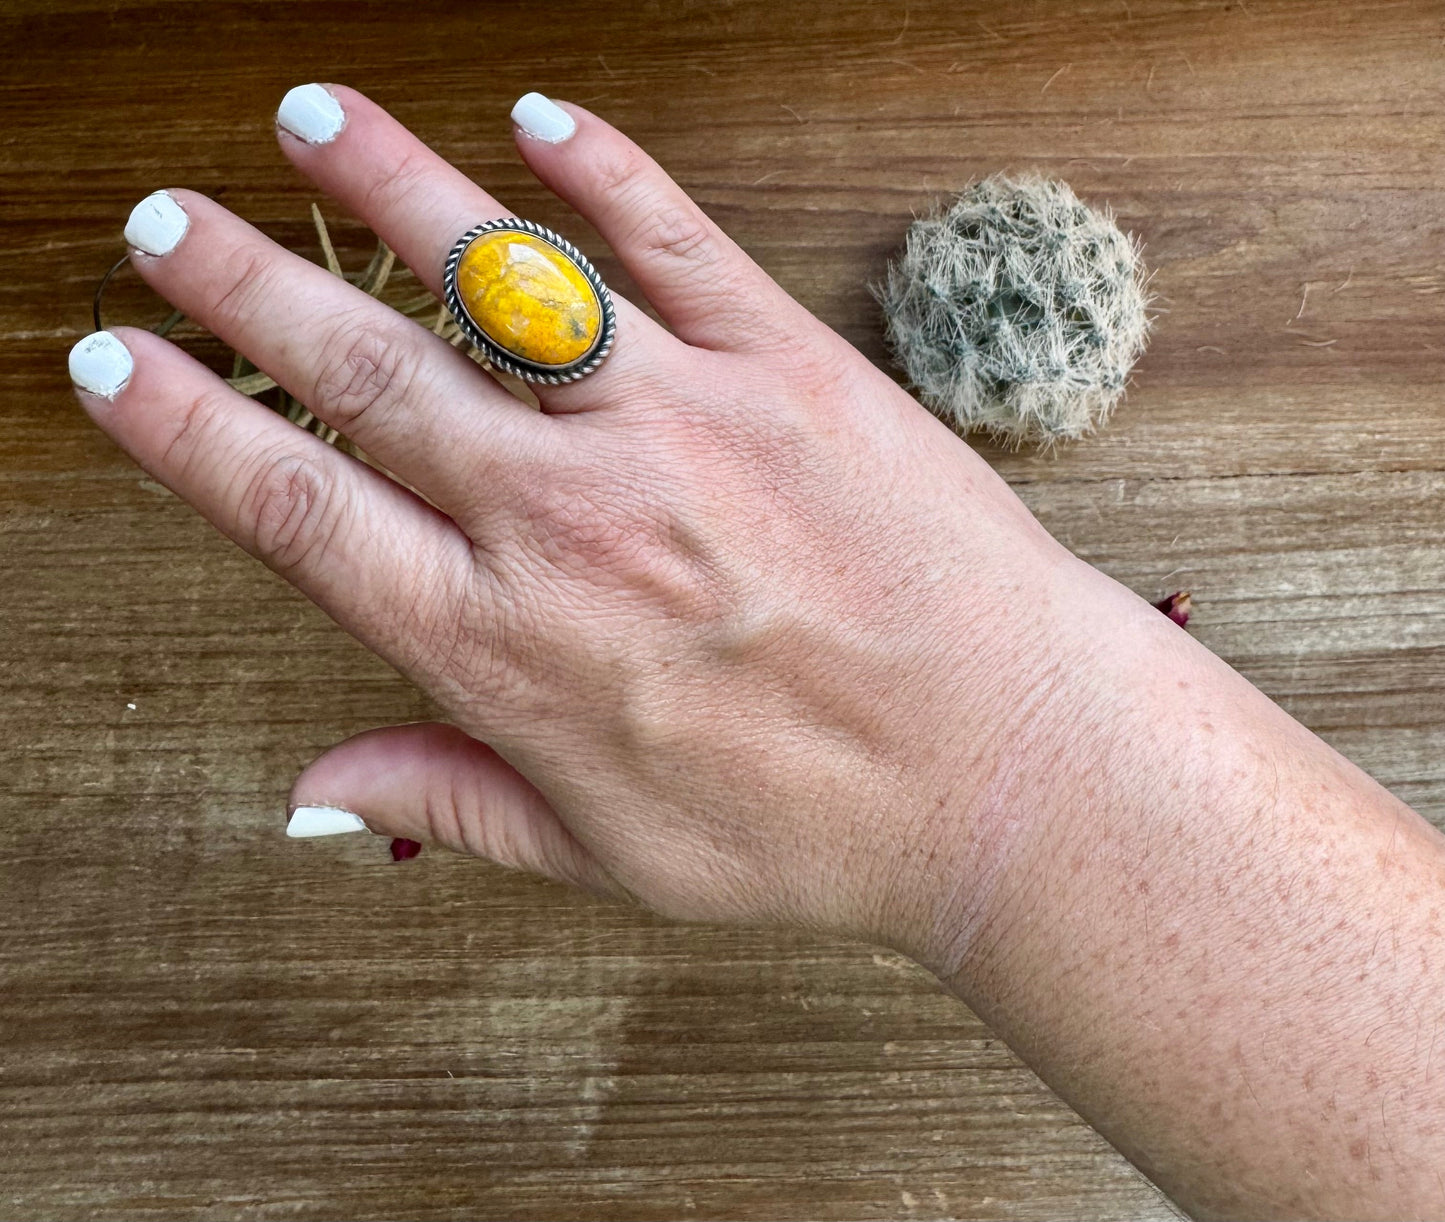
left=400, top=560, right=513, bottom=713
left=359, top=148, right=436, bottom=221
left=160, top=386, right=235, bottom=479
left=509, top=470, right=727, bottom=623
left=526, top=474, right=642, bottom=567
left=629, top=201, right=716, bottom=268
left=592, top=151, right=718, bottom=267
left=210, top=243, right=280, bottom=327
left=238, top=452, right=343, bottom=577
left=309, top=317, right=420, bottom=434
left=422, top=767, right=471, bottom=856
left=589, top=144, right=652, bottom=204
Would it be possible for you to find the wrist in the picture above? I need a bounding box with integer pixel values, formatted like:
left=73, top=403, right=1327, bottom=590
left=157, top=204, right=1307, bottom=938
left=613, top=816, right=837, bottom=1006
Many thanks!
left=880, top=550, right=1445, bottom=1218
left=882, top=553, right=1208, bottom=978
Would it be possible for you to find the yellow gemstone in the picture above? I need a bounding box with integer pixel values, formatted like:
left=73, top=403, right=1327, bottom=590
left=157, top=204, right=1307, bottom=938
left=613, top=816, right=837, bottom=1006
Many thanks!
left=456, top=230, right=601, bottom=367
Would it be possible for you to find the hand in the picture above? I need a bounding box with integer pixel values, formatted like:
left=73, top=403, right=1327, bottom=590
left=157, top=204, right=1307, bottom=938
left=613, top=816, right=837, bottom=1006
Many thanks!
left=68, top=85, right=1106, bottom=957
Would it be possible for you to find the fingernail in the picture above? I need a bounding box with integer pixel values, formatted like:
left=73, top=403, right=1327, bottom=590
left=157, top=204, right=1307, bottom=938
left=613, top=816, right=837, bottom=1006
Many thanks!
left=286, top=805, right=369, bottom=837
left=68, top=331, right=134, bottom=400
left=511, top=92, right=575, bottom=143
left=124, top=190, right=189, bottom=256
left=277, top=83, right=346, bottom=145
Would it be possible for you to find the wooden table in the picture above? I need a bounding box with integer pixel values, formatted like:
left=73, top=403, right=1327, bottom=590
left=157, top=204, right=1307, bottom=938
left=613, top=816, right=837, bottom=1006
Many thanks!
left=3, top=1, right=1441, bottom=1217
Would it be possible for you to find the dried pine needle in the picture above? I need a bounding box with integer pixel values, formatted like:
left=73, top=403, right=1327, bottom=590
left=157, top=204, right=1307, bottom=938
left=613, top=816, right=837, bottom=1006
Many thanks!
left=311, top=202, right=343, bottom=278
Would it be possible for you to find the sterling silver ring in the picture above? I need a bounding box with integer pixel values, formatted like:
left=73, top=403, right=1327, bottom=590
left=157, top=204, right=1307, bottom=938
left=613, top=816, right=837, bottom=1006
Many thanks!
left=442, top=217, right=616, bottom=384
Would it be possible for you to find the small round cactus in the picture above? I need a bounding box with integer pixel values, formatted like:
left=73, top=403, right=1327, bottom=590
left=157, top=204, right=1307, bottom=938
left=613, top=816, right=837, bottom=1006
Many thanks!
left=877, top=175, right=1150, bottom=448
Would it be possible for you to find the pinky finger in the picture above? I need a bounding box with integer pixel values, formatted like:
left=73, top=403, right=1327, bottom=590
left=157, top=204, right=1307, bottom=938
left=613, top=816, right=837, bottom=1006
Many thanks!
left=68, top=327, right=475, bottom=679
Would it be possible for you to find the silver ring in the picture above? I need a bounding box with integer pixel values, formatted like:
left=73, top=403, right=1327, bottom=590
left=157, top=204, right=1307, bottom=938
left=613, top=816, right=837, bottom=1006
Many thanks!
left=442, top=218, right=616, bottom=384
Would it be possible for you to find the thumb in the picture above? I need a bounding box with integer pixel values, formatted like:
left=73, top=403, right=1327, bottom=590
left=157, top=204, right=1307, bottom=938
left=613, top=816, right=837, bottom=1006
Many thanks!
left=286, top=722, right=623, bottom=897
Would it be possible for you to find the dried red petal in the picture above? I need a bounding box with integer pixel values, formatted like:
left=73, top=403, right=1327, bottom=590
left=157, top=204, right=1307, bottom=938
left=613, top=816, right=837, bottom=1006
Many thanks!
left=390, top=837, right=423, bottom=862
left=1153, top=590, right=1192, bottom=628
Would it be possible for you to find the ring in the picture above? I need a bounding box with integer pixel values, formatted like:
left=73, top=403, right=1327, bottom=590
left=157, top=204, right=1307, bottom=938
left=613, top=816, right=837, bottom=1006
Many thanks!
left=442, top=218, right=617, bottom=385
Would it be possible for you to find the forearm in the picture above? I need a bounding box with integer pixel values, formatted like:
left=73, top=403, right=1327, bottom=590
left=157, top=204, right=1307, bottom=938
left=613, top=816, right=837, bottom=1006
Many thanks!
left=920, top=555, right=1445, bottom=1220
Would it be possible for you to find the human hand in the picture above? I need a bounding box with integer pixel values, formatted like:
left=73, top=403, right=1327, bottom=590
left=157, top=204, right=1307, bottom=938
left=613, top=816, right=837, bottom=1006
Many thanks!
left=67, top=85, right=1152, bottom=959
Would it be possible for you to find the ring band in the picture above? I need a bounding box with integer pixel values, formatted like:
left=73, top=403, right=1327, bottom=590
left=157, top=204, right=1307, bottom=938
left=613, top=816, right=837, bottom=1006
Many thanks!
left=443, top=218, right=616, bottom=384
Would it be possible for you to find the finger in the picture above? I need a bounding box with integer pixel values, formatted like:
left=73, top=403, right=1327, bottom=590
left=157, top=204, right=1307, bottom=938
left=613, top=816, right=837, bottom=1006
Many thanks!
left=274, top=83, right=688, bottom=410
left=512, top=94, right=829, bottom=355
left=122, top=188, right=553, bottom=521
left=286, top=722, right=626, bottom=897
left=69, top=327, right=475, bottom=678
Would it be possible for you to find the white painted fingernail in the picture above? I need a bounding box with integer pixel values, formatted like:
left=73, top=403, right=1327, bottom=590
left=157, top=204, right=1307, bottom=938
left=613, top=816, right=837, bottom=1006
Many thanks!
left=68, top=331, right=134, bottom=400
left=512, top=92, right=575, bottom=143
left=277, top=83, right=346, bottom=145
left=287, top=805, right=369, bottom=837
left=124, top=190, right=189, bottom=256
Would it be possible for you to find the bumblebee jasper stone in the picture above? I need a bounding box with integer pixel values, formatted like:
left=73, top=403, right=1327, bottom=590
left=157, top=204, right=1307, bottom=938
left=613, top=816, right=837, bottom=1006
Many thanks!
left=456, top=230, right=602, bottom=367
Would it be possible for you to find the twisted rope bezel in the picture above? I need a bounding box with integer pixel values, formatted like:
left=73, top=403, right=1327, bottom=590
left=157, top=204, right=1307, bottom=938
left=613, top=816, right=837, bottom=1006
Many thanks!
left=442, top=217, right=617, bottom=385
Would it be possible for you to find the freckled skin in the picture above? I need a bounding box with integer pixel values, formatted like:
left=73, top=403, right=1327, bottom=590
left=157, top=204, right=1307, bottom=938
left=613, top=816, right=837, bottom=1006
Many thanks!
left=457, top=232, right=601, bottom=366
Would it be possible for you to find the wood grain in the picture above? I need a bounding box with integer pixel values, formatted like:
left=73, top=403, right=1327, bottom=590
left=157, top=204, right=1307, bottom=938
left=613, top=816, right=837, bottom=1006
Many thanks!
left=2, top=0, right=1441, bottom=1217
